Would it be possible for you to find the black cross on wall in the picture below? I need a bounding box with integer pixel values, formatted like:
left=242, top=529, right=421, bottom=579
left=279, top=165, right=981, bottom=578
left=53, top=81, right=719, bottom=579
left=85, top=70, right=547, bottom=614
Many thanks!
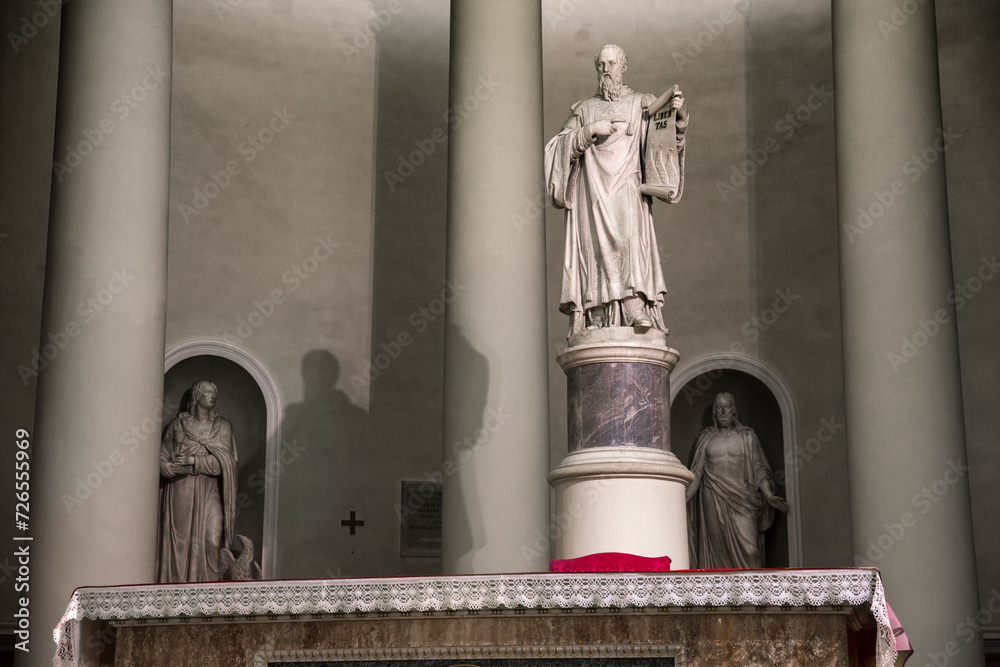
left=341, top=510, right=364, bottom=535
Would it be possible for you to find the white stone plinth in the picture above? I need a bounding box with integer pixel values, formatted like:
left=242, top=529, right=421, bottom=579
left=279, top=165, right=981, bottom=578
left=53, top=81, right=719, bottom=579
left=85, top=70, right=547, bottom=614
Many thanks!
left=547, top=446, right=694, bottom=568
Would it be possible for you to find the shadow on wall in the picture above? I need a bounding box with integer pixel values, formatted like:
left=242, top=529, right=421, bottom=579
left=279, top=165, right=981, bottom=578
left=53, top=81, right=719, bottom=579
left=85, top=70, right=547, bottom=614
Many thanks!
left=441, top=322, right=489, bottom=566
left=276, top=349, right=371, bottom=578
left=671, top=368, right=788, bottom=567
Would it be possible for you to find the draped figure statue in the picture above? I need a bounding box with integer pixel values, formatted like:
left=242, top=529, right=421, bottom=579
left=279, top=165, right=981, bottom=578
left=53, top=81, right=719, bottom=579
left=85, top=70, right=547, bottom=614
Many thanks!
left=686, top=393, right=788, bottom=568
left=157, top=379, right=239, bottom=583
left=545, top=44, right=688, bottom=336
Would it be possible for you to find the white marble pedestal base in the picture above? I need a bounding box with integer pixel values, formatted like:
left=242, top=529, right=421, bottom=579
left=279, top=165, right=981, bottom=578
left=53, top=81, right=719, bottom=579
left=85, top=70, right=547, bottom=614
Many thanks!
left=547, top=446, right=694, bottom=568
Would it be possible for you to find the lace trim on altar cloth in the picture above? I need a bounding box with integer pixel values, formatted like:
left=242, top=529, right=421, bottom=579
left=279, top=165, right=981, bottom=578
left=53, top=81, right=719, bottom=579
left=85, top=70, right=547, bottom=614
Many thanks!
left=54, top=569, right=896, bottom=667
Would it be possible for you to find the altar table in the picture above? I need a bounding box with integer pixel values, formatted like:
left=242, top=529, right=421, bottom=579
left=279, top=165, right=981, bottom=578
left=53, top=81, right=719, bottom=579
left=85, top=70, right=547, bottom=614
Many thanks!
left=54, top=568, right=897, bottom=667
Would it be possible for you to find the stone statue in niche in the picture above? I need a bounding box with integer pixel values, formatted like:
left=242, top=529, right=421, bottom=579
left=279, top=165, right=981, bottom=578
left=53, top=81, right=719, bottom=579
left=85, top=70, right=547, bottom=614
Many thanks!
left=545, top=44, right=688, bottom=337
left=686, top=392, right=788, bottom=568
left=157, top=379, right=240, bottom=583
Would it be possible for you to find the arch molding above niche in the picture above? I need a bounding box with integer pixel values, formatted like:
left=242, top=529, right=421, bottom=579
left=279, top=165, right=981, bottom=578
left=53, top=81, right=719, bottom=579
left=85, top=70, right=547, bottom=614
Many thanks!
left=670, top=354, right=803, bottom=568
left=165, top=340, right=282, bottom=579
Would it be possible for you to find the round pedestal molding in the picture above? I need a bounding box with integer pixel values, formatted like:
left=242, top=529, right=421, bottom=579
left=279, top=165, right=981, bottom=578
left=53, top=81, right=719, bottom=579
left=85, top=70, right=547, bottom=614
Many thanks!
left=548, top=446, right=693, bottom=568
left=557, top=330, right=680, bottom=371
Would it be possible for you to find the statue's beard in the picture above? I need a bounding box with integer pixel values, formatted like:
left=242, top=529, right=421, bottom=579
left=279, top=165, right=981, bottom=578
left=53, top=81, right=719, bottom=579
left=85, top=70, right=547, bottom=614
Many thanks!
left=598, top=73, right=624, bottom=101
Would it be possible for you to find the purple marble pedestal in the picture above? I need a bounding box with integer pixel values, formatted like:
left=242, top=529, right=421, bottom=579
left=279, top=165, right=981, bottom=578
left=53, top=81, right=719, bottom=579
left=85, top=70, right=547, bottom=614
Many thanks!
left=549, top=328, right=693, bottom=566
left=560, top=328, right=679, bottom=452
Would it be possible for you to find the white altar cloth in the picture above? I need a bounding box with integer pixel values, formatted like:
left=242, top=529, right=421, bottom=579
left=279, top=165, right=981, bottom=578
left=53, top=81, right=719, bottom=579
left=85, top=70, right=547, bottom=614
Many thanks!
left=54, top=568, right=895, bottom=667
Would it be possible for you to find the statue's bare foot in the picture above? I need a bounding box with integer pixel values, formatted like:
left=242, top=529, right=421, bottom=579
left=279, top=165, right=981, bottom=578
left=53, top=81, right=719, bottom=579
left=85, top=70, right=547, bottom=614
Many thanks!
left=632, top=318, right=652, bottom=333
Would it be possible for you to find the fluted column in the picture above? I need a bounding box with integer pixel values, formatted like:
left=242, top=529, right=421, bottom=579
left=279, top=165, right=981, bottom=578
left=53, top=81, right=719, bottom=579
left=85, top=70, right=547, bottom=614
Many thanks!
left=441, top=0, right=549, bottom=573
left=834, top=0, right=983, bottom=663
left=20, top=2, right=172, bottom=664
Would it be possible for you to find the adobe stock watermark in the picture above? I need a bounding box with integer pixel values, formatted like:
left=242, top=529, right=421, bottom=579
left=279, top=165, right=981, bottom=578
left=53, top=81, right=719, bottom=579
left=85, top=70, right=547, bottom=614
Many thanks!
left=672, top=0, right=750, bottom=73
left=725, top=286, right=802, bottom=357
left=924, top=588, right=1000, bottom=667
left=179, top=106, right=295, bottom=223
left=383, top=73, right=500, bottom=192
left=543, top=0, right=587, bottom=29
left=61, top=394, right=179, bottom=514
left=511, top=192, right=546, bottom=233
left=17, top=268, right=136, bottom=386
left=887, top=254, right=999, bottom=372
left=921, top=589, right=1000, bottom=667
left=853, top=458, right=968, bottom=566
left=234, top=438, right=307, bottom=513
left=394, top=406, right=512, bottom=521
left=878, top=0, right=930, bottom=40
left=339, top=0, right=403, bottom=59
left=739, top=287, right=801, bottom=343
left=521, top=479, right=614, bottom=564
left=349, top=279, right=466, bottom=391
left=680, top=286, right=803, bottom=405
left=679, top=367, right=726, bottom=406
left=716, top=83, right=833, bottom=201
left=212, top=0, right=260, bottom=20
left=842, top=126, right=961, bottom=244
left=221, top=235, right=339, bottom=346
left=6, top=0, right=64, bottom=54
left=772, top=416, right=844, bottom=487
left=52, top=64, right=170, bottom=183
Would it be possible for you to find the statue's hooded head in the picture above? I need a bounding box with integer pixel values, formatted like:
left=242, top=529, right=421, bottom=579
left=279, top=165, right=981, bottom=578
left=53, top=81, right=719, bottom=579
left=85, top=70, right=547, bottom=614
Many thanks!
left=712, top=392, right=741, bottom=429
left=188, top=379, right=219, bottom=414
left=594, top=44, right=627, bottom=101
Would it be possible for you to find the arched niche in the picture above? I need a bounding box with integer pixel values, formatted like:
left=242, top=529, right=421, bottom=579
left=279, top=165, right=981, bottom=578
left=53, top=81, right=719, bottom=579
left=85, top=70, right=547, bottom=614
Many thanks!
left=669, top=355, right=802, bottom=567
left=165, top=341, right=282, bottom=578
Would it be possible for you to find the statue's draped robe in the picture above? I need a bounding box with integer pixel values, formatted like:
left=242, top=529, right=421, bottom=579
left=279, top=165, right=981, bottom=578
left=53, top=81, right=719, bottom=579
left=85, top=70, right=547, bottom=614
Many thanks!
left=544, top=87, right=686, bottom=328
left=157, top=411, right=238, bottom=582
left=687, top=426, right=776, bottom=569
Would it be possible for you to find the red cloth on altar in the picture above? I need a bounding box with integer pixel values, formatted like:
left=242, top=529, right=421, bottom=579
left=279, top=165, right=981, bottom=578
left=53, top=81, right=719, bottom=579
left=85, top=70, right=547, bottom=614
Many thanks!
left=887, top=602, right=913, bottom=664
left=549, top=552, right=671, bottom=572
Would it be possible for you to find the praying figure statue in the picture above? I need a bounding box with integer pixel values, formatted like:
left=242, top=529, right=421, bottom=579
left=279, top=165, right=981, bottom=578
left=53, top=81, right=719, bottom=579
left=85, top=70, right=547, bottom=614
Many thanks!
left=545, top=44, right=687, bottom=336
left=157, top=379, right=239, bottom=583
left=686, top=393, right=788, bottom=569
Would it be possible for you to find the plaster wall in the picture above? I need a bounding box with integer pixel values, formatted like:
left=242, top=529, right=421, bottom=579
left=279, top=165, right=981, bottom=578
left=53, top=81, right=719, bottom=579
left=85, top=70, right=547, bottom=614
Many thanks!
left=161, top=0, right=449, bottom=579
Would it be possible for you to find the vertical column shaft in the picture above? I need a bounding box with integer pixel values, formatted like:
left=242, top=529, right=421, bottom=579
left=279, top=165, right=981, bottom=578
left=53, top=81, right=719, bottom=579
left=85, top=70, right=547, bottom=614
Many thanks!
left=22, top=1, right=172, bottom=664
left=833, top=0, right=983, bottom=662
left=441, top=0, right=549, bottom=573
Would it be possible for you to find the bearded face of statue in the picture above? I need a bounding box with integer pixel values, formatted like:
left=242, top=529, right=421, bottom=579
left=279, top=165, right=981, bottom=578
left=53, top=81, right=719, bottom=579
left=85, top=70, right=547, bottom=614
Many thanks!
left=714, top=394, right=737, bottom=428
left=595, top=45, right=626, bottom=101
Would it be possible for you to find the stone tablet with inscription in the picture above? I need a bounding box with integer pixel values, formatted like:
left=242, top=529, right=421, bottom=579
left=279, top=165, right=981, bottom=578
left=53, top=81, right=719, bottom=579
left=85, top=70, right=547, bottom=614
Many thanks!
left=399, top=481, right=442, bottom=557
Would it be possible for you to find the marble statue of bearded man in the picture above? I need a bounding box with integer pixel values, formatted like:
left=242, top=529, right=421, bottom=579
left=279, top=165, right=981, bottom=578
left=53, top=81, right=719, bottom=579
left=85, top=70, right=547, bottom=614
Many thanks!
left=545, top=44, right=687, bottom=335
left=686, top=393, right=788, bottom=569
left=157, top=379, right=239, bottom=583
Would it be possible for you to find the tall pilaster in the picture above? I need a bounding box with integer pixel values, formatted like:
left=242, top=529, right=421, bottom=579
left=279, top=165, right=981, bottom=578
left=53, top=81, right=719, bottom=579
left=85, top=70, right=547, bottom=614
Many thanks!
left=833, top=0, right=983, bottom=663
left=441, top=1, right=549, bottom=573
left=20, top=2, right=172, bottom=664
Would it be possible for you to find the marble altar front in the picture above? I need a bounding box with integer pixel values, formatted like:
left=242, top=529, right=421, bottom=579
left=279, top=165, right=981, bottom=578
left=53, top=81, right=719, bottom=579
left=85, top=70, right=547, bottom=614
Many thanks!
left=54, top=569, right=896, bottom=667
